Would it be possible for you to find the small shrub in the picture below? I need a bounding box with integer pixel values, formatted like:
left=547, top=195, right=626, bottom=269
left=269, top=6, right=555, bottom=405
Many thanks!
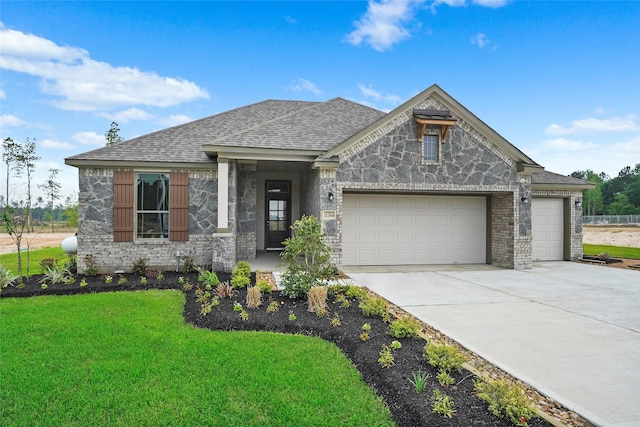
left=182, top=281, right=193, bottom=292
left=359, top=296, right=390, bottom=321
left=246, top=286, right=262, bottom=308
left=256, top=278, right=273, bottom=294
left=334, top=294, right=352, bottom=308
left=598, top=252, right=611, bottom=262
left=39, top=264, right=72, bottom=286
left=79, top=278, right=88, bottom=287
left=234, top=261, right=251, bottom=277
left=156, top=270, right=164, bottom=281
left=233, top=302, right=243, bottom=312
left=432, top=389, right=456, bottom=418
left=437, top=370, right=455, bottom=387
left=140, top=276, right=148, bottom=285
left=182, top=255, right=197, bottom=273
left=64, top=255, right=77, bottom=274
left=0, top=264, right=19, bottom=289
left=307, top=286, right=328, bottom=314
left=288, top=310, right=297, bottom=321
left=117, top=275, right=127, bottom=284
left=315, top=307, right=328, bottom=317
left=378, top=345, right=394, bottom=368
left=104, top=275, right=113, bottom=284
left=198, top=269, right=220, bottom=287
left=390, top=340, right=402, bottom=350
left=409, top=370, right=430, bottom=393
left=344, top=285, right=367, bottom=301
left=424, top=341, right=467, bottom=373
left=360, top=332, right=370, bottom=342
left=83, top=254, right=98, bottom=276
left=215, top=282, right=236, bottom=299
left=239, top=309, right=249, bottom=321
left=266, top=300, right=279, bottom=313
left=146, top=270, right=157, bottom=279
left=200, top=304, right=212, bottom=316
left=331, top=314, right=341, bottom=327
left=231, top=275, right=251, bottom=289
left=39, top=258, right=58, bottom=273
left=41, top=284, right=48, bottom=290
left=131, top=258, right=149, bottom=276
left=474, top=378, right=537, bottom=427
left=361, top=323, right=371, bottom=332
left=64, top=276, right=76, bottom=285
left=389, top=317, right=421, bottom=339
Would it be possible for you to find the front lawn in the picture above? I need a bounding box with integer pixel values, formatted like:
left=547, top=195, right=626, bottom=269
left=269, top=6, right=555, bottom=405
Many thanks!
left=0, top=291, right=394, bottom=427
left=583, top=244, right=640, bottom=259
left=0, top=246, right=67, bottom=276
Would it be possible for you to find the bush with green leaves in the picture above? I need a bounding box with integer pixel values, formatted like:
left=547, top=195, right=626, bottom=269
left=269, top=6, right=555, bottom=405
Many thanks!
left=39, top=258, right=58, bottom=273
left=231, top=261, right=251, bottom=289
left=0, top=264, right=19, bottom=290
left=83, top=254, right=98, bottom=276
left=131, top=258, right=149, bottom=276
left=198, top=268, right=220, bottom=287
left=431, top=389, right=456, bottom=418
left=389, top=317, right=420, bottom=339
left=39, top=264, right=72, bottom=286
left=182, top=255, right=197, bottom=273
left=359, top=296, right=390, bottom=321
left=256, top=279, right=272, bottom=294
left=474, top=378, right=537, bottom=426
left=280, top=215, right=334, bottom=299
left=424, top=341, right=467, bottom=373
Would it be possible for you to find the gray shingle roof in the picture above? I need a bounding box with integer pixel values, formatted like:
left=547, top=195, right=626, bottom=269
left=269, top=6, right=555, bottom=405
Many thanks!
left=66, top=98, right=384, bottom=165
left=532, top=170, right=594, bottom=186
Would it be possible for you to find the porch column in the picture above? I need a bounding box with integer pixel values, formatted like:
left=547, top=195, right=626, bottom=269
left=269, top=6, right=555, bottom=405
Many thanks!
left=217, top=158, right=229, bottom=231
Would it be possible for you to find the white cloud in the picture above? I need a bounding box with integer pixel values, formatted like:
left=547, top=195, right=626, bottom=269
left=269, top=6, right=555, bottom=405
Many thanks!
left=346, top=0, right=424, bottom=51
left=431, top=0, right=509, bottom=13
left=545, top=114, right=639, bottom=135
left=157, top=114, right=194, bottom=127
left=0, top=88, right=5, bottom=99
left=284, top=16, right=297, bottom=24
left=470, top=32, right=490, bottom=48
left=72, top=131, right=104, bottom=146
left=357, top=83, right=402, bottom=105
left=0, top=26, right=210, bottom=112
left=42, top=139, right=74, bottom=150
left=532, top=134, right=640, bottom=177
left=101, top=108, right=154, bottom=123
left=287, top=78, right=323, bottom=95
left=0, top=114, right=26, bottom=128
left=595, top=107, right=615, bottom=115
left=472, top=0, right=510, bottom=8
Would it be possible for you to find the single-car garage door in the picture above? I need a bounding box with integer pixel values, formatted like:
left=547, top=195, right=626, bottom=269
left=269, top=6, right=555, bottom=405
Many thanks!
left=532, top=198, right=564, bottom=261
left=342, top=194, right=486, bottom=265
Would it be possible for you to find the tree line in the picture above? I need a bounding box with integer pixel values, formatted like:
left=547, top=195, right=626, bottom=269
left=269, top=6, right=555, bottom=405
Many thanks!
left=571, top=164, right=640, bottom=215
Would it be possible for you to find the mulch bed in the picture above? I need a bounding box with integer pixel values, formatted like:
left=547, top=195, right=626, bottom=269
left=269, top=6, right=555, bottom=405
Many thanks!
left=2, top=271, right=553, bottom=427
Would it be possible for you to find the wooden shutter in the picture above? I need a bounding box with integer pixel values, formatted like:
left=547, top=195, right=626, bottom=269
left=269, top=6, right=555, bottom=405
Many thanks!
left=169, top=172, right=189, bottom=241
left=113, top=171, right=134, bottom=242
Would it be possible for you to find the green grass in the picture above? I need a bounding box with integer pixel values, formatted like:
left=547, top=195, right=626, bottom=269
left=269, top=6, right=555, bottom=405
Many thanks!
left=0, top=291, right=395, bottom=427
left=583, top=244, right=640, bottom=259
left=0, top=246, right=68, bottom=276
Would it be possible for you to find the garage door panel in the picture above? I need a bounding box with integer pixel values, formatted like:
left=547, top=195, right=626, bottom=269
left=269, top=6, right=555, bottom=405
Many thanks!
left=343, top=194, right=486, bottom=265
left=532, top=198, right=564, bottom=261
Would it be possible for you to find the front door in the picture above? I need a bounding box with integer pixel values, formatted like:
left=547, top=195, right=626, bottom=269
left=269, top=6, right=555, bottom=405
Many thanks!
left=265, top=181, right=291, bottom=249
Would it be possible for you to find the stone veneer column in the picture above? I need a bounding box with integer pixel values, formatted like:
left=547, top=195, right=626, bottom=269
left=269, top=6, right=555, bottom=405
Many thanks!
left=236, top=162, right=257, bottom=260
left=212, top=159, right=236, bottom=272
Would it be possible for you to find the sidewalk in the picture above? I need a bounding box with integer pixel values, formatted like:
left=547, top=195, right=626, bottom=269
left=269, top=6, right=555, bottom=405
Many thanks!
left=346, top=262, right=640, bottom=427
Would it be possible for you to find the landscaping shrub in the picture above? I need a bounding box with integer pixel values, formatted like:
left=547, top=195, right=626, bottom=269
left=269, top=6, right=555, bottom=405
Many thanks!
left=280, top=215, right=334, bottom=299
left=359, top=295, right=390, bottom=321
left=256, top=278, right=272, bottom=294
left=246, top=286, right=262, bottom=308
left=424, top=341, right=467, bottom=373
left=231, top=261, right=251, bottom=289
left=307, top=286, right=328, bottom=314
left=39, top=258, right=58, bottom=273
left=474, top=378, right=537, bottom=426
left=0, top=264, right=19, bottom=290
left=389, top=317, right=421, bottom=338
left=83, top=254, right=98, bottom=276
left=131, top=258, right=149, bottom=276
left=198, top=269, right=220, bottom=287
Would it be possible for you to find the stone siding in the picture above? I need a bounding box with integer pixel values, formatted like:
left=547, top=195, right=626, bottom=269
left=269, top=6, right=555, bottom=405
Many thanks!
left=236, top=163, right=257, bottom=260
left=76, top=168, right=217, bottom=273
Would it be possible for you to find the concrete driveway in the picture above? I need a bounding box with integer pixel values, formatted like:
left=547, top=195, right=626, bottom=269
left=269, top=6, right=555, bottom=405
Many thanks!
left=346, top=262, right=640, bottom=427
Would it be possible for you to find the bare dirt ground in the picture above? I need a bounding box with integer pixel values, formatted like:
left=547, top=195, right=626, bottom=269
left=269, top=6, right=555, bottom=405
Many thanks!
left=0, top=232, right=74, bottom=255
left=582, top=225, right=640, bottom=248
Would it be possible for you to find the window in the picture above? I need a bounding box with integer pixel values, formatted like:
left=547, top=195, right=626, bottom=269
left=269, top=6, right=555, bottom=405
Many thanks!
left=423, top=134, right=438, bottom=161
left=136, top=173, right=169, bottom=239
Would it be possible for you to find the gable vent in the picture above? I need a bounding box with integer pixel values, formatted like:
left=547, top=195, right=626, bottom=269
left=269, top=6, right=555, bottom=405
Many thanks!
left=413, top=109, right=457, bottom=142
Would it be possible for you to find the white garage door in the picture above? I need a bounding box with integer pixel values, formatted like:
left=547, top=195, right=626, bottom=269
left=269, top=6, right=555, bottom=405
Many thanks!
left=532, top=198, right=564, bottom=261
left=342, top=194, right=486, bottom=265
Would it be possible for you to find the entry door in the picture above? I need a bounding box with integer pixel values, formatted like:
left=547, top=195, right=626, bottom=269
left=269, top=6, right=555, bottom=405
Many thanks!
left=265, top=181, right=291, bottom=249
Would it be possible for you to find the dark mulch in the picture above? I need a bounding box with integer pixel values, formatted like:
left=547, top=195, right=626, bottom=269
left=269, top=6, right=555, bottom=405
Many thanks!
left=2, top=272, right=550, bottom=427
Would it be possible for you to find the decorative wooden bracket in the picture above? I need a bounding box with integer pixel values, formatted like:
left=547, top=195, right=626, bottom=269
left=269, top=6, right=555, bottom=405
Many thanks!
left=413, top=110, right=457, bottom=143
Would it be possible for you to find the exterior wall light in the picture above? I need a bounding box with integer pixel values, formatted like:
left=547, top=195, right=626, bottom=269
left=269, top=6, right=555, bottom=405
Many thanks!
left=521, top=196, right=529, bottom=204
left=575, top=200, right=582, bottom=208
left=328, top=191, right=334, bottom=201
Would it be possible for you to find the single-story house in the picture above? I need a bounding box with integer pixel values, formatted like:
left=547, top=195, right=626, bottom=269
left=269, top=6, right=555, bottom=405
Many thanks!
left=65, top=84, right=594, bottom=273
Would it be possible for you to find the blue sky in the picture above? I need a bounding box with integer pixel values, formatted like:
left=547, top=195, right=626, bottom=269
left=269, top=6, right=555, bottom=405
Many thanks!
left=1, top=0, right=638, bottom=203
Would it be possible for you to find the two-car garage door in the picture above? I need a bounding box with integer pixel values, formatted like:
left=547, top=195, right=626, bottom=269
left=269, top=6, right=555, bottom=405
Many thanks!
left=342, top=194, right=486, bottom=265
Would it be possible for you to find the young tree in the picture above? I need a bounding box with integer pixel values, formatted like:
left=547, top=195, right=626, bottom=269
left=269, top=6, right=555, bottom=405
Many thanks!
left=1, top=205, right=28, bottom=282
left=105, top=121, right=124, bottom=146
left=2, top=137, right=20, bottom=208
left=38, top=168, right=62, bottom=232
left=13, top=138, right=40, bottom=232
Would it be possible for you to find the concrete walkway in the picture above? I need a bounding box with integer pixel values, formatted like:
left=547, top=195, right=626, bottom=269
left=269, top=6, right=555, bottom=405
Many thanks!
left=346, top=262, right=640, bottom=427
